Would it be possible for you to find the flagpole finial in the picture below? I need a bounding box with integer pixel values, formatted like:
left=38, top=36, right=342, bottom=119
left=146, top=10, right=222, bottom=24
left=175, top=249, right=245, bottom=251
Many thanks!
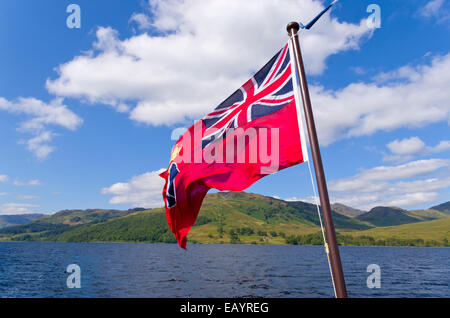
left=286, top=22, right=300, bottom=34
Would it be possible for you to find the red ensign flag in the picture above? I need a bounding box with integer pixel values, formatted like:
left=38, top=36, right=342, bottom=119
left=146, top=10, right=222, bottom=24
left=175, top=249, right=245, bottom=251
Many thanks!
left=160, top=42, right=308, bottom=248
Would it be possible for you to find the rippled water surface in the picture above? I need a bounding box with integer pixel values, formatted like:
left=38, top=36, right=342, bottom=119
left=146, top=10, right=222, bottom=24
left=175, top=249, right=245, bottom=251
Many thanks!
left=0, top=242, right=448, bottom=297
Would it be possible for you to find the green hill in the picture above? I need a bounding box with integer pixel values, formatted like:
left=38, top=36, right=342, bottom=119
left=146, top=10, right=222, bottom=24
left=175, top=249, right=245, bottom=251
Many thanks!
left=0, top=208, right=137, bottom=236
left=405, top=209, right=448, bottom=221
left=356, top=206, right=421, bottom=227
left=188, top=192, right=371, bottom=244
left=0, top=214, right=44, bottom=229
left=331, top=203, right=365, bottom=218
left=0, top=193, right=448, bottom=247
left=0, top=192, right=370, bottom=243
left=35, top=209, right=176, bottom=243
left=430, top=201, right=450, bottom=214
left=341, top=217, right=450, bottom=243
left=204, top=192, right=371, bottom=229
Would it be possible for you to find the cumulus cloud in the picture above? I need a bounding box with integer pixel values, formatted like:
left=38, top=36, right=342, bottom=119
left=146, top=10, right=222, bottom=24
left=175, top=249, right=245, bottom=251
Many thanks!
left=43, top=0, right=450, bottom=147
left=384, top=137, right=450, bottom=162
left=0, top=203, right=39, bottom=215
left=311, top=53, right=450, bottom=144
left=101, top=169, right=166, bottom=208
left=21, top=131, right=57, bottom=160
left=0, top=175, right=8, bottom=183
left=387, top=137, right=426, bottom=156
left=0, top=97, right=82, bottom=159
left=431, top=140, right=450, bottom=152
left=46, top=0, right=370, bottom=126
left=129, top=12, right=152, bottom=30
left=328, top=159, right=450, bottom=209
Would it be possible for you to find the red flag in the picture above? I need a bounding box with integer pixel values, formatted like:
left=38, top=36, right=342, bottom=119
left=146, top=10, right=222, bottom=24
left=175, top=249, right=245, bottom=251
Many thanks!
left=160, top=42, right=308, bottom=248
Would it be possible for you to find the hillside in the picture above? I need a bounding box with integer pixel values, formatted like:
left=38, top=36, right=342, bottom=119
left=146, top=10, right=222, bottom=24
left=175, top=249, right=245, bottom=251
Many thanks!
left=341, top=217, right=450, bottom=243
left=0, top=214, right=43, bottom=229
left=331, top=203, right=365, bottom=218
left=0, top=192, right=370, bottom=243
left=0, top=208, right=140, bottom=236
left=0, top=192, right=448, bottom=247
left=35, top=209, right=176, bottom=243
left=405, top=209, right=448, bottom=221
left=356, top=206, right=421, bottom=227
left=202, top=192, right=371, bottom=230
left=430, top=201, right=450, bottom=214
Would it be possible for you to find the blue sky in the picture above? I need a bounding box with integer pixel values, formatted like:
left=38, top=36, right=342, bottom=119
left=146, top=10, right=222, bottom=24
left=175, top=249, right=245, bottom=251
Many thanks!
left=0, top=0, right=449, bottom=215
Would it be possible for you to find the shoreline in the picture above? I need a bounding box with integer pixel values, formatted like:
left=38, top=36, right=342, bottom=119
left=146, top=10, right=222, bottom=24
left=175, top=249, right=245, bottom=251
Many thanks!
left=1, top=239, right=448, bottom=248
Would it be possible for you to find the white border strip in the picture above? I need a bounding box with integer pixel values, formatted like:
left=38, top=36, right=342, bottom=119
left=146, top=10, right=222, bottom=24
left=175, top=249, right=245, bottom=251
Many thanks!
left=288, top=39, right=309, bottom=163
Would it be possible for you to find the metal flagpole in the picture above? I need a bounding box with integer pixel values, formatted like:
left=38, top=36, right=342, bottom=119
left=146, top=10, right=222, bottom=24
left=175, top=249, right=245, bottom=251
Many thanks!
left=287, top=21, right=348, bottom=298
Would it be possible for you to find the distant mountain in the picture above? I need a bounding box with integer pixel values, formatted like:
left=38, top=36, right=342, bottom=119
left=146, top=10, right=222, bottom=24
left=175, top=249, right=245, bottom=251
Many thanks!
left=0, top=208, right=135, bottom=236
left=341, top=217, right=450, bottom=244
left=31, top=209, right=175, bottom=243
left=331, top=203, right=366, bottom=218
left=430, top=201, right=450, bottom=214
left=356, top=206, right=421, bottom=227
left=0, top=192, right=371, bottom=243
left=405, top=209, right=448, bottom=221
left=127, top=208, right=147, bottom=213
left=0, top=214, right=44, bottom=229
left=0, top=192, right=448, bottom=247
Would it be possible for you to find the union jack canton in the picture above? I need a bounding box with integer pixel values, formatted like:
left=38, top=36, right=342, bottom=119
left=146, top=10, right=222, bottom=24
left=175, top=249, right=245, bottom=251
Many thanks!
left=201, top=43, right=295, bottom=149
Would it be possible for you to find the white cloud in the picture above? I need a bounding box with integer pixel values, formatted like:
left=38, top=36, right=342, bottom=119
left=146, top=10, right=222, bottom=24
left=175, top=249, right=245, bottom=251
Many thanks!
left=372, top=65, right=422, bottom=84
left=384, top=137, right=450, bottom=162
left=22, top=131, right=56, bottom=160
left=13, top=179, right=42, bottom=187
left=0, top=175, right=8, bottom=183
left=45, top=0, right=450, bottom=148
left=384, top=137, right=426, bottom=162
left=0, top=203, right=39, bottom=215
left=432, top=140, right=450, bottom=153
left=46, top=0, right=370, bottom=126
left=0, top=97, right=81, bottom=131
left=0, top=193, right=7, bottom=196
left=17, top=194, right=40, bottom=200
left=387, top=137, right=426, bottom=155
left=420, top=0, right=445, bottom=18
left=332, top=191, right=442, bottom=210
left=418, top=0, right=450, bottom=24
left=311, top=54, right=450, bottom=145
left=43, top=0, right=450, bottom=147
left=129, top=12, right=152, bottom=30
left=330, top=159, right=449, bottom=191
left=284, top=196, right=317, bottom=204
left=380, top=192, right=442, bottom=208
left=328, top=159, right=450, bottom=209
left=101, top=169, right=166, bottom=208
left=0, top=97, right=82, bottom=159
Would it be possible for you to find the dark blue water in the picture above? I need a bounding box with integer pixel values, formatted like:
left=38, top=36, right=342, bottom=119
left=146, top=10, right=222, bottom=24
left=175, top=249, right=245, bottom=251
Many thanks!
left=0, top=242, right=448, bottom=297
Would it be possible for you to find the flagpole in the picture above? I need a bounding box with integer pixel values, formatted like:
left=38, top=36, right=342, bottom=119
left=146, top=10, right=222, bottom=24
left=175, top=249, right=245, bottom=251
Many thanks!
left=287, top=22, right=348, bottom=298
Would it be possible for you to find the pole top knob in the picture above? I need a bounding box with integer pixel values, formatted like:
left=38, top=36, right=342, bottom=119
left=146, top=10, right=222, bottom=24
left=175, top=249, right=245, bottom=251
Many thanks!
left=286, top=22, right=300, bottom=34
